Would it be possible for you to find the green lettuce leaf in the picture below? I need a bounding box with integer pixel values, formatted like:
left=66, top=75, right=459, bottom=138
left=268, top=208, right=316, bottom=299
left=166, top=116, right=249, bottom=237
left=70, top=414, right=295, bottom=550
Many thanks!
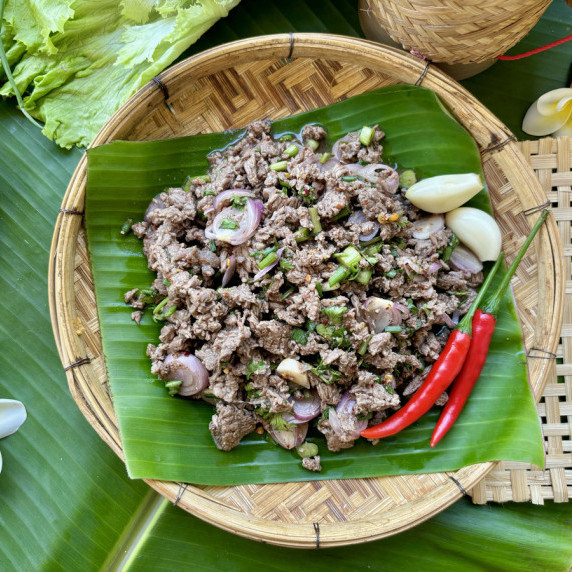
left=0, top=0, right=240, bottom=148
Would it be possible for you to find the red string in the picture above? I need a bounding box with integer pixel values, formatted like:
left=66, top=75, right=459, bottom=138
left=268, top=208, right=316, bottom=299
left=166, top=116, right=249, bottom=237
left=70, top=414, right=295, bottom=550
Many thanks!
left=497, top=33, right=572, bottom=61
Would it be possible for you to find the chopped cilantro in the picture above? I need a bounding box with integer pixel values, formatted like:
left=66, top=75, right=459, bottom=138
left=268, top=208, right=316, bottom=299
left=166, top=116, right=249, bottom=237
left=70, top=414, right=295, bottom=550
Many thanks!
left=230, top=195, right=248, bottom=209
left=209, top=239, right=217, bottom=252
left=310, top=359, right=342, bottom=384
left=322, top=305, right=347, bottom=325
left=291, top=328, right=309, bottom=345
left=203, top=189, right=216, bottom=197
left=269, top=413, right=294, bottom=432
left=245, top=360, right=266, bottom=380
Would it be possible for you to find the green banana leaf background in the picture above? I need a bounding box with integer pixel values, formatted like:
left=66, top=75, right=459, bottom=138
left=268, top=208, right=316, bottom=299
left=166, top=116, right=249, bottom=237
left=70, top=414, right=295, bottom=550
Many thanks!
left=1, top=0, right=571, bottom=569
left=86, top=85, right=543, bottom=484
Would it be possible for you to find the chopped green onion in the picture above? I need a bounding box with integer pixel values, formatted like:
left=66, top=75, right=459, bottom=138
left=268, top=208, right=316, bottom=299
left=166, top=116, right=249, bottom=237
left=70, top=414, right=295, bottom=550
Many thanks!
left=284, top=144, right=299, bottom=158
left=279, top=134, right=293, bottom=142
left=359, top=126, right=374, bottom=146
left=399, top=169, right=417, bottom=189
left=120, top=218, right=133, bottom=235
left=280, top=286, right=295, bottom=301
left=209, top=239, right=217, bottom=252
left=258, top=251, right=279, bottom=270
left=319, top=152, right=331, bottom=164
left=308, top=207, right=322, bottom=235
left=330, top=205, right=352, bottom=221
left=335, top=245, right=361, bottom=268
left=153, top=297, right=169, bottom=315
left=328, top=265, right=351, bottom=288
left=203, top=189, right=216, bottom=196
left=250, top=245, right=278, bottom=258
left=294, top=228, right=312, bottom=243
left=355, top=268, right=372, bottom=285
left=270, top=160, right=288, bottom=172
left=322, top=305, right=347, bottom=325
left=220, top=218, right=239, bottom=230
left=384, top=269, right=398, bottom=278
left=196, top=210, right=207, bottom=222
left=385, top=326, right=402, bottom=333
left=315, top=283, right=323, bottom=297
left=358, top=334, right=373, bottom=356
left=341, top=176, right=357, bottom=182
left=165, top=380, right=182, bottom=396
left=304, top=138, right=319, bottom=152
left=280, top=258, right=293, bottom=271
left=291, top=328, right=309, bottom=345
left=162, top=279, right=171, bottom=287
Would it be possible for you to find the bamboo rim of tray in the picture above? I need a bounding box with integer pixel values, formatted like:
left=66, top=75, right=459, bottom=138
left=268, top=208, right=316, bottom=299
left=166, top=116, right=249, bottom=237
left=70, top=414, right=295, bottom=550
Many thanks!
left=48, top=34, right=564, bottom=548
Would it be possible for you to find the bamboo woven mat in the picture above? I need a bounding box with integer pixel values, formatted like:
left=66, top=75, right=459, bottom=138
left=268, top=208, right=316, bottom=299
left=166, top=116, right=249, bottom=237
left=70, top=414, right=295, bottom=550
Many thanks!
left=470, top=137, right=572, bottom=504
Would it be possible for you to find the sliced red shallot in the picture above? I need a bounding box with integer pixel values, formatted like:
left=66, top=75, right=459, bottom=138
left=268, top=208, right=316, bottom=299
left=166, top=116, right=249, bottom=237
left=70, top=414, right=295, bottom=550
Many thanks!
left=268, top=420, right=308, bottom=450
left=221, top=254, right=237, bottom=287
left=392, top=302, right=410, bottom=319
left=363, top=297, right=402, bottom=333
left=205, top=198, right=263, bottom=246
left=163, top=353, right=209, bottom=397
left=211, top=189, right=255, bottom=212
left=428, top=261, right=443, bottom=274
left=144, top=193, right=166, bottom=221
left=291, top=392, right=321, bottom=422
left=441, top=313, right=456, bottom=329
left=411, top=214, right=445, bottom=239
left=449, top=244, right=483, bottom=274
left=328, top=393, right=368, bottom=438
left=332, top=132, right=359, bottom=161
left=252, top=247, right=284, bottom=281
left=349, top=209, right=380, bottom=241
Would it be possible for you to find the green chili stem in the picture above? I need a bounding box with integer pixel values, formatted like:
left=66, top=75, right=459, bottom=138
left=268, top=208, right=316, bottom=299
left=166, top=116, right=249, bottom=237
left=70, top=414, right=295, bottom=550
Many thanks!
left=481, top=209, right=549, bottom=318
left=457, top=253, right=504, bottom=335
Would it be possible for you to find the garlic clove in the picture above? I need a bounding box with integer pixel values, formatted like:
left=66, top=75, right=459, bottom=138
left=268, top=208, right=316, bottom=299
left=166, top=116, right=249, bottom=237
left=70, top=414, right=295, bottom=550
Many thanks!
left=276, top=358, right=310, bottom=388
left=445, top=207, right=502, bottom=262
left=405, top=173, right=483, bottom=214
left=522, top=88, right=572, bottom=137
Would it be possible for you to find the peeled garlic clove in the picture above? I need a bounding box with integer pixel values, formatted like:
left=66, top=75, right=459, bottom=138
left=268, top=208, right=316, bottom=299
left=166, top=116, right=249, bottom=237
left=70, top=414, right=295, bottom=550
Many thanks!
left=445, top=207, right=502, bottom=262
left=522, top=88, right=572, bottom=137
left=405, top=174, right=483, bottom=214
left=276, top=358, right=310, bottom=388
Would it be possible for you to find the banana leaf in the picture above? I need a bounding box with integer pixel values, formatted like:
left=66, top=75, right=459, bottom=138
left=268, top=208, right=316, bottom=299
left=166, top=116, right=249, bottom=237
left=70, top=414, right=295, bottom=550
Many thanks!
left=1, top=1, right=572, bottom=570
left=130, top=498, right=572, bottom=572
left=86, top=84, right=544, bottom=484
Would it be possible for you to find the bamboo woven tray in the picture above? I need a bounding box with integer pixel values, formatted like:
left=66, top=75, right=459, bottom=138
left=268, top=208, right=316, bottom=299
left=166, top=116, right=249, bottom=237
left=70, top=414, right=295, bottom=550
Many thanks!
left=470, top=137, right=572, bottom=505
left=49, top=35, right=563, bottom=548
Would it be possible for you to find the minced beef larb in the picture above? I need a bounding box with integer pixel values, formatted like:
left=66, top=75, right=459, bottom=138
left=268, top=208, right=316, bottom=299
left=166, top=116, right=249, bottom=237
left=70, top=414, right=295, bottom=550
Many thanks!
left=126, top=121, right=483, bottom=470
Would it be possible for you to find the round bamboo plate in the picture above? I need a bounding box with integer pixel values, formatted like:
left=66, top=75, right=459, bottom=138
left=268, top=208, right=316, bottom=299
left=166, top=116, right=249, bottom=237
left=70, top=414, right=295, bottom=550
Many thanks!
left=49, top=34, right=563, bottom=548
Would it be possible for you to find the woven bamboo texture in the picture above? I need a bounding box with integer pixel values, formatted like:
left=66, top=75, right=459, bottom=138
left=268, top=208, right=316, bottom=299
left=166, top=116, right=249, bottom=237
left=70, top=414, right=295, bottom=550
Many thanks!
left=359, top=0, right=552, bottom=64
left=49, top=35, right=563, bottom=548
left=471, top=137, right=572, bottom=505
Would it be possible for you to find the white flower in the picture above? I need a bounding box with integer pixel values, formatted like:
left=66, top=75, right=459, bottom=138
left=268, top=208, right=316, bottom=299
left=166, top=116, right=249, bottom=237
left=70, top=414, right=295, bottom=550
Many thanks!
left=0, top=399, right=27, bottom=474
left=523, top=88, right=572, bottom=137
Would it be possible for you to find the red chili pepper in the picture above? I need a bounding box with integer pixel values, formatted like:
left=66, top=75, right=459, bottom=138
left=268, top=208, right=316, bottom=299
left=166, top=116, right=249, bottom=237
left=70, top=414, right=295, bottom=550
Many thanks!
left=430, top=209, right=549, bottom=447
left=361, top=253, right=504, bottom=440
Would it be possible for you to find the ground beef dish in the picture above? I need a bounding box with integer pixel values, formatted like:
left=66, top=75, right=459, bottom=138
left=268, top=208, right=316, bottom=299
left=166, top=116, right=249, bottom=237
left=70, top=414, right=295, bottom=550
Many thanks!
left=126, top=121, right=482, bottom=468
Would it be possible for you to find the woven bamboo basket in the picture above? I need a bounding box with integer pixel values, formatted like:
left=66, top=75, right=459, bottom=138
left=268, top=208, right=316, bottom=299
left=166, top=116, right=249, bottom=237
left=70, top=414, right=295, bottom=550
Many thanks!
left=358, top=0, right=553, bottom=79
left=49, top=34, right=563, bottom=548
